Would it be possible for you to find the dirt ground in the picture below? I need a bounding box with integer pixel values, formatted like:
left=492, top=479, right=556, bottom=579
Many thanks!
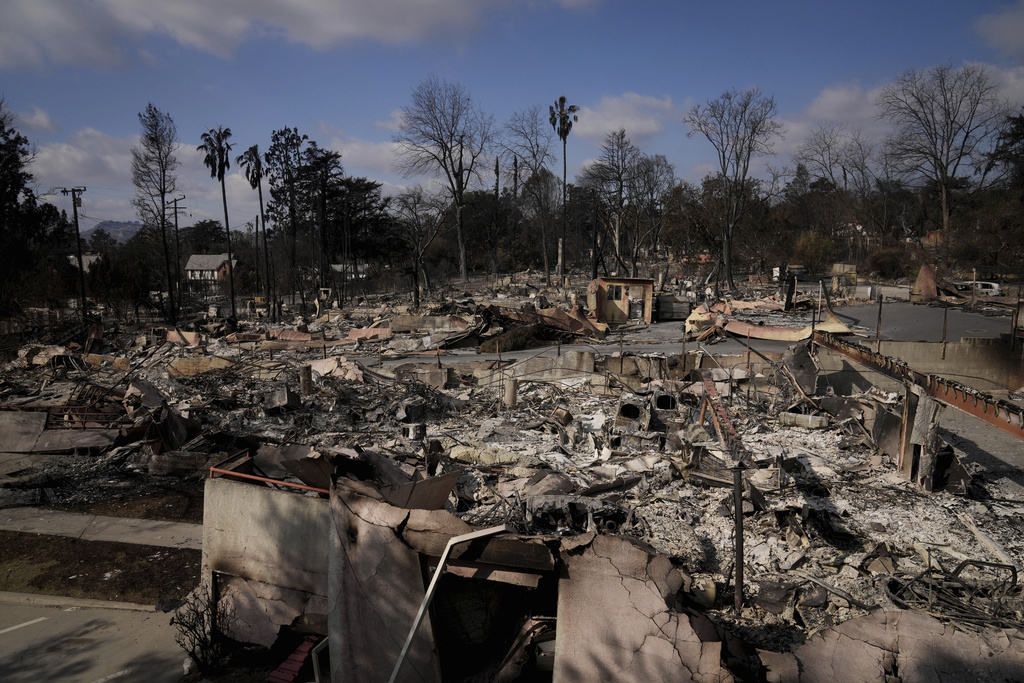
left=0, top=476, right=206, bottom=605
left=0, top=529, right=200, bottom=605
left=47, top=482, right=206, bottom=525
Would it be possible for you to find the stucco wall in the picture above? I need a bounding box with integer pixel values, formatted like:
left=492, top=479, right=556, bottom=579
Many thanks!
left=202, top=476, right=331, bottom=595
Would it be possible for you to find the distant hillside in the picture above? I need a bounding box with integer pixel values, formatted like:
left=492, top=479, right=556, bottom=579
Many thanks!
left=83, top=221, right=144, bottom=243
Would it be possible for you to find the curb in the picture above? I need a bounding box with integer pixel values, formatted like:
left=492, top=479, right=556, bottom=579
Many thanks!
left=0, top=591, right=158, bottom=612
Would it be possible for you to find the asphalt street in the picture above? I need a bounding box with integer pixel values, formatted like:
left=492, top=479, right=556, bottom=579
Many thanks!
left=0, top=602, right=185, bottom=682
left=417, top=298, right=1017, bottom=366
left=0, top=511, right=202, bottom=681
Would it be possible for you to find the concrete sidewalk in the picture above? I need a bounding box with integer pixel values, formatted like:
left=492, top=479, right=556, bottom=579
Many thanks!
left=0, top=590, right=160, bottom=611
left=0, top=507, right=202, bottom=550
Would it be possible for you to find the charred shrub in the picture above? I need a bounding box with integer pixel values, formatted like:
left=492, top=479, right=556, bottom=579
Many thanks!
left=866, top=247, right=911, bottom=280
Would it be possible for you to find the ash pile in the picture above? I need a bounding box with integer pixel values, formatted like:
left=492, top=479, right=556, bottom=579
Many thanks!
left=2, top=282, right=1024, bottom=681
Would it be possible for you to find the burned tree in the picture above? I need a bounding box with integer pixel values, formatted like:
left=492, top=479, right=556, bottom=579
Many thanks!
left=393, top=186, right=447, bottom=309
left=684, top=88, right=783, bottom=290
left=131, top=103, right=179, bottom=323
left=393, top=77, right=494, bottom=284
left=877, top=63, right=1010, bottom=237
left=503, top=105, right=556, bottom=284
left=197, top=126, right=236, bottom=319
left=549, top=95, right=579, bottom=278
left=265, top=127, right=309, bottom=310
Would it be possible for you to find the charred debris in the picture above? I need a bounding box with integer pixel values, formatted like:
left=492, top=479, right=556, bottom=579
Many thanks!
left=2, top=275, right=1024, bottom=681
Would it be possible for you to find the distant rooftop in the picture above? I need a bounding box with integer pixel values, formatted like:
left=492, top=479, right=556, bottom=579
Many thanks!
left=185, top=253, right=231, bottom=271
left=68, top=253, right=101, bottom=271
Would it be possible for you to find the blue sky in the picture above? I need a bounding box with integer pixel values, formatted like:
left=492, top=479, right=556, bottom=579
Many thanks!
left=3, top=0, right=1024, bottom=232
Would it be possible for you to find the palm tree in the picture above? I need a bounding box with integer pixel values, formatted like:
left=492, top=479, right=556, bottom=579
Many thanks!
left=549, top=95, right=579, bottom=279
left=198, top=126, right=236, bottom=318
left=236, top=144, right=273, bottom=318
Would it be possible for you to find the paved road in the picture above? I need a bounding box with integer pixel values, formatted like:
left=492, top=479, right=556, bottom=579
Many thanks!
left=833, top=301, right=1014, bottom=344
left=390, top=300, right=1017, bottom=367
left=0, top=509, right=202, bottom=681
left=0, top=602, right=185, bottom=683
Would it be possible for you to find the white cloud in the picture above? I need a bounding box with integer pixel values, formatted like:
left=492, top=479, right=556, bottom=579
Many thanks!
left=0, top=0, right=130, bottom=69
left=16, top=106, right=58, bottom=132
left=975, top=1, right=1024, bottom=61
left=775, top=81, right=892, bottom=160
left=803, top=82, right=881, bottom=126
left=28, top=127, right=262, bottom=224
left=682, top=162, right=719, bottom=184
left=573, top=93, right=675, bottom=147
left=32, top=127, right=134, bottom=191
left=990, top=63, right=1024, bottom=107
left=375, top=109, right=405, bottom=132
left=77, top=196, right=135, bottom=226
left=0, top=0, right=501, bottom=68
left=317, top=123, right=405, bottom=177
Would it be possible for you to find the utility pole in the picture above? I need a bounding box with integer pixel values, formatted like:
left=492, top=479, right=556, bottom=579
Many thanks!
left=253, top=215, right=261, bottom=302
left=169, top=196, right=186, bottom=305
left=61, top=187, right=88, bottom=321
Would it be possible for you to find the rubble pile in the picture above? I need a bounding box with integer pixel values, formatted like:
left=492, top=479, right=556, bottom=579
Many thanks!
left=2, top=281, right=1024, bottom=680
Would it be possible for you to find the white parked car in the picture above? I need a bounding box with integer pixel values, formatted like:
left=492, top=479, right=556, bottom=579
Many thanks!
left=954, top=281, right=1002, bottom=297
left=974, top=281, right=1002, bottom=296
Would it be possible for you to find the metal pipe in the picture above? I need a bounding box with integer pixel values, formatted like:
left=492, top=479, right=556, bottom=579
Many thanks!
left=745, top=331, right=750, bottom=374
left=816, top=280, right=823, bottom=325
left=208, top=466, right=328, bottom=495
left=732, top=465, right=745, bottom=612
left=876, top=292, right=883, bottom=353
left=941, top=304, right=948, bottom=360
left=972, top=267, right=977, bottom=310
left=311, top=637, right=329, bottom=683
left=619, top=333, right=624, bottom=373
left=504, top=379, right=518, bottom=409
left=1013, top=272, right=1022, bottom=353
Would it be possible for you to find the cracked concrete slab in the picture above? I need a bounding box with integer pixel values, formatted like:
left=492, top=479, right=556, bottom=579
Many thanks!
left=219, top=575, right=324, bottom=647
left=782, top=609, right=1024, bottom=682
left=553, top=534, right=733, bottom=682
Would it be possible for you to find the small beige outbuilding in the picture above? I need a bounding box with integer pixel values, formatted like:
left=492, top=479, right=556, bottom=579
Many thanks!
left=587, top=277, right=655, bottom=324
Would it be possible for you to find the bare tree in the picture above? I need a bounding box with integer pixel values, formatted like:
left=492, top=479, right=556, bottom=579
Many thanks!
left=877, top=63, right=1010, bottom=236
left=503, top=105, right=556, bottom=283
left=198, top=126, right=236, bottom=318
left=393, top=76, right=493, bottom=284
left=797, top=123, right=912, bottom=248
left=131, top=103, right=179, bottom=323
left=795, top=121, right=852, bottom=191
left=684, top=88, right=784, bottom=290
left=628, top=153, right=675, bottom=275
left=393, top=186, right=447, bottom=308
left=171, top=583, right=232, bottom=675
left=549, top=95, right=579, bottom=278
left=578, top=128, right=641, bottom=275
